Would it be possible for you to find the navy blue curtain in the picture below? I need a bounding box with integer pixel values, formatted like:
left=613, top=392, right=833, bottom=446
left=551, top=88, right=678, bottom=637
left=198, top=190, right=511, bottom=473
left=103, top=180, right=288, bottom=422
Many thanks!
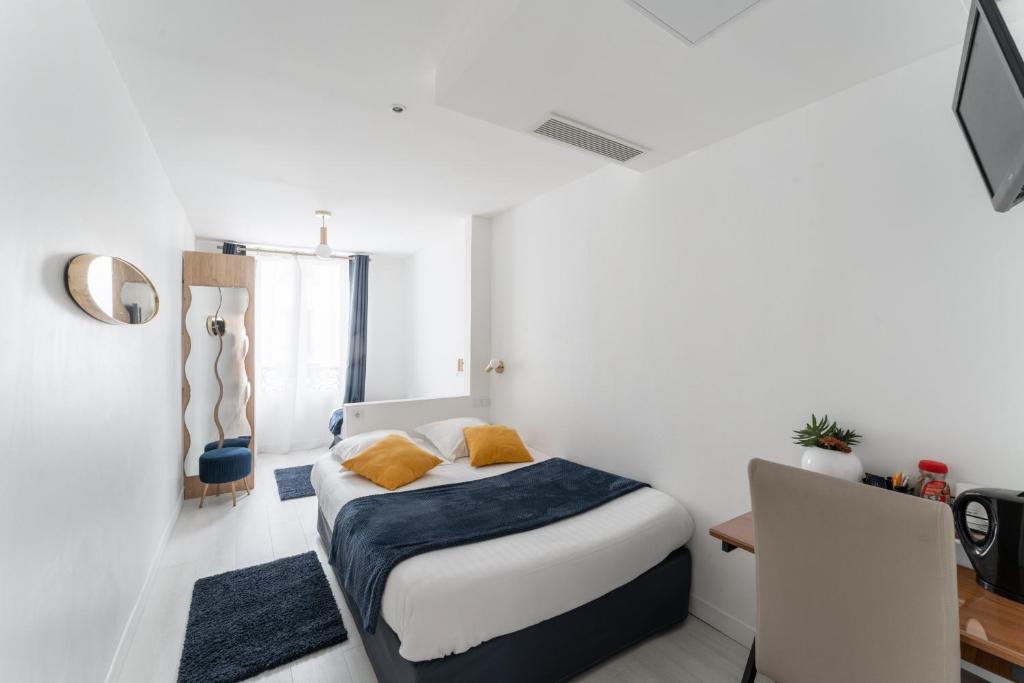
left=343, top=254, right=369, bottom=405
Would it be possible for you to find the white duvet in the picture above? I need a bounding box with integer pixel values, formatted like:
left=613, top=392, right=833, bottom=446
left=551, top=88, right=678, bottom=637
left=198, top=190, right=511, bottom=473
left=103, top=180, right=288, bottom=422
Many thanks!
left=311, top=449, right=694, bottom=662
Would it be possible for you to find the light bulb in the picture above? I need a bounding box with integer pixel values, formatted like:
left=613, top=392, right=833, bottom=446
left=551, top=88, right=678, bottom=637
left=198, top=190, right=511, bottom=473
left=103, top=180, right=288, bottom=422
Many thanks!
left=315, top=220, right=332, bottom=258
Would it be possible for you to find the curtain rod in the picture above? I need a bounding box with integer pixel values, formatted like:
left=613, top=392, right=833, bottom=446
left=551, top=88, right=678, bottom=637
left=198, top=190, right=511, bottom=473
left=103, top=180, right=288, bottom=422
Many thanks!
left=198, top=238, right=370, bottom=262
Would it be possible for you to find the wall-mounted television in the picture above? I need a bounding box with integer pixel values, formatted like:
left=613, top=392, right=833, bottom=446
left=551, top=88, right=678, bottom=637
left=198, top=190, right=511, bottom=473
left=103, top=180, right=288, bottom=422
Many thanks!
left=953, top=0, right=1024, bottom=212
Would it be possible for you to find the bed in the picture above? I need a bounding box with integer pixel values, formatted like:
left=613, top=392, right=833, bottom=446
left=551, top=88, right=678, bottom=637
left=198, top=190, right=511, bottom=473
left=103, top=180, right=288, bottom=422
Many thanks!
left=311, top=445, right=694, bottom=683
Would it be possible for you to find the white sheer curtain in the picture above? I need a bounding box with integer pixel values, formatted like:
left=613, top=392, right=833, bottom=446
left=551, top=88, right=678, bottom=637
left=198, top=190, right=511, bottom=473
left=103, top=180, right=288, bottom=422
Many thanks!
left=255, top=253, right=349, bottom=453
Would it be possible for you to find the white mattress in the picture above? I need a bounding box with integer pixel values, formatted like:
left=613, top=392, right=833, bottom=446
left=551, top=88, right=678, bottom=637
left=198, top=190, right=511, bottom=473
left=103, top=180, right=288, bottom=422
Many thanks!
left=311, top=449, right=694, bottom=662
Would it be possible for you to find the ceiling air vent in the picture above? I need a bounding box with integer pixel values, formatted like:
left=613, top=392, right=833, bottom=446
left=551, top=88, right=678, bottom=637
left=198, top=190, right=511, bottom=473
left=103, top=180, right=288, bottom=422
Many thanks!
left=533, top=115, right=646, bottom=163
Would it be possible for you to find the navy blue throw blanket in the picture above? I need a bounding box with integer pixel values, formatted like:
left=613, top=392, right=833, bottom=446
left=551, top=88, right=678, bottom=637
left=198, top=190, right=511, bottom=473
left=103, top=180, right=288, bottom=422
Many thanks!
left=329, top=457, right=648, bottom=634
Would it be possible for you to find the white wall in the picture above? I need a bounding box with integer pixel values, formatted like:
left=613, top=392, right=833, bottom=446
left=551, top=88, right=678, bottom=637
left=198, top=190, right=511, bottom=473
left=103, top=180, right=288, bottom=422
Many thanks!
left=366, top=255, right=409, bottom=401
left=488, top=42, right=1024, bottom=643
left=0, top=0, right=194, bottom=680
left=343, top=220, right=489, bottom=433
left=406, top=225, right=470, bottom=398
left=468, top=216, right=493, bottom=398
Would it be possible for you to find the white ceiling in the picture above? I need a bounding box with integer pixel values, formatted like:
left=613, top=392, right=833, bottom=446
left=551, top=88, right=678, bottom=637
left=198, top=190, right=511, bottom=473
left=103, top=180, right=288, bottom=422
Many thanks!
left=86, top=0, right=603, bottom=254
left=87, top=0, right=1016, bottom=254
left=625, top=0, right=764, bottom=44
left=436, top=0, right=972, bottom=171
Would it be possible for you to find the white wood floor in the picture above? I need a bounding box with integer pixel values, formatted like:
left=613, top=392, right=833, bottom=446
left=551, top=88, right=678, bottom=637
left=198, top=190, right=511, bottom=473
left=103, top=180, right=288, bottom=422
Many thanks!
left=113, top=450, right=770, bottom=683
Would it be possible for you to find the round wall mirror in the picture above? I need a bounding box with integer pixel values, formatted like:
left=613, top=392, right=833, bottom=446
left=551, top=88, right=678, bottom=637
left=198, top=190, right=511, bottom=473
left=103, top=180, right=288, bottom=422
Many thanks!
left=65, top=254, right=160, bottom=325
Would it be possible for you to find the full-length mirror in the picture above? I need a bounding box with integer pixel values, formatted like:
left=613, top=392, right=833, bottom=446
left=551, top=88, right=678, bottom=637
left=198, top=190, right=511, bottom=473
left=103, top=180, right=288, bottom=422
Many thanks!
left=183, top=285, right=251, bottom=476
left=65, top=254, right=159, bottom=324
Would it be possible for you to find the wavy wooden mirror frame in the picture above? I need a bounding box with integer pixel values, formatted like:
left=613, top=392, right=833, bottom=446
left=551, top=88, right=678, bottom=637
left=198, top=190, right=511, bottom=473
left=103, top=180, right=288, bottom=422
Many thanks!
left=181, top=251, right=256, bottom=499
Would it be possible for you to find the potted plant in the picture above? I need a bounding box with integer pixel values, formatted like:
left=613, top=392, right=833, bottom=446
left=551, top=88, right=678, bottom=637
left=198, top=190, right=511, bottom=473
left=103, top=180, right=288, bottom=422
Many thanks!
left=792, top=414, right=864, bottom=482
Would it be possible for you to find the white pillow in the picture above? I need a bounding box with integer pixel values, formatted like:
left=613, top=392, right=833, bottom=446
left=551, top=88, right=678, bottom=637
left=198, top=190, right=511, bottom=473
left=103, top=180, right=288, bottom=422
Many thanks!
left=407, top=434, right=445, bottom=461
left=329, top=429, right=409, bottom=462
left=413, top=417, right=488, bottom=462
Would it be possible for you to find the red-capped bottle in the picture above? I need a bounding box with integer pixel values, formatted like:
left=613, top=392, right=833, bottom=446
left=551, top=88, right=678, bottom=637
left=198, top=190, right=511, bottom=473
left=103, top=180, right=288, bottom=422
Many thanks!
left=912, top=459, right=950, bottom=501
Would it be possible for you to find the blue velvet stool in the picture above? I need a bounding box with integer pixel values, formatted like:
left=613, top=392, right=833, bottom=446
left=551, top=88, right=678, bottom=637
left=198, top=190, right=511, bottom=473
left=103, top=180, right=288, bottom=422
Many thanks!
left=203, top=436, right=251, bottom=452
left=198, top=446, right=252, bottom=508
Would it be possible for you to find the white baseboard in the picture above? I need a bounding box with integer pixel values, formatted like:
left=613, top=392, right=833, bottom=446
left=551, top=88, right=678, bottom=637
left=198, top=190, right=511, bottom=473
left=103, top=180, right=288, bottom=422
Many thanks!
left=104, top=488, right=184, bottom=683
left=689, top=593, right=755, bottom=646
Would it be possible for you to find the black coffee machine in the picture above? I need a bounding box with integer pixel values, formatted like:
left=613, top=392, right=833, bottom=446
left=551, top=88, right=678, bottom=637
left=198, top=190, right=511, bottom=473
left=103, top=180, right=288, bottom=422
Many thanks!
left=953, top=488, right=1024, bottom=603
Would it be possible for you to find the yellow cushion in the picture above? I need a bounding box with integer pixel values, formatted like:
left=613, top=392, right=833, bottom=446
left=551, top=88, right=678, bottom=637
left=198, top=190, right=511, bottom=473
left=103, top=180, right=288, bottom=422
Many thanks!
left=343, top=435, right=443, bottom=490
left=464, top=425, right=534, bottom=467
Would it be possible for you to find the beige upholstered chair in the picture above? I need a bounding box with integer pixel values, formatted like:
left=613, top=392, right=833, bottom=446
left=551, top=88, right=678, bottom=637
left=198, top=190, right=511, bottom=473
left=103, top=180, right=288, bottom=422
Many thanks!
left=747, top=458, right=991, bottom=683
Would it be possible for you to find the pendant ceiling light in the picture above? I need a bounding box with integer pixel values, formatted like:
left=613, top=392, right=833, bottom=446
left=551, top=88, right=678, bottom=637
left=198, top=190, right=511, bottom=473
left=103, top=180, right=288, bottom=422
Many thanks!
left=314, top=209, right=332, bottom=259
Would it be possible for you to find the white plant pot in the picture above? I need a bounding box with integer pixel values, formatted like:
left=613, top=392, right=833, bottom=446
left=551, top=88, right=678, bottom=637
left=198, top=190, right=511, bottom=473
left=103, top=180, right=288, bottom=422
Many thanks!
left=800, top=447, right=864, bottom=483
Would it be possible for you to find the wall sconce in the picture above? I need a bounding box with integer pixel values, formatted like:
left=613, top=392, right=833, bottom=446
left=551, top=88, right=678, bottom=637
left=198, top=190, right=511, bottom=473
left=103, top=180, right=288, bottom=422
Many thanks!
left=206, top=287, right=226, bottom=337
left=484, top=359, right=505, bottom=374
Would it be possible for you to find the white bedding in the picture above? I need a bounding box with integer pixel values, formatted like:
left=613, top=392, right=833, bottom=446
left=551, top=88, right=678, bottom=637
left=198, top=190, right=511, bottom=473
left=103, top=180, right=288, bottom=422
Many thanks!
left=311, top=449, right=694, bottom=662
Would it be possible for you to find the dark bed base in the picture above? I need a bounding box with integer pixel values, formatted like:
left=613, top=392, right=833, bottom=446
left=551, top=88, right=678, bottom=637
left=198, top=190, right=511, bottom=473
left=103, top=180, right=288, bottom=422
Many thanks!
left=316, top=508, right=692, bottom=683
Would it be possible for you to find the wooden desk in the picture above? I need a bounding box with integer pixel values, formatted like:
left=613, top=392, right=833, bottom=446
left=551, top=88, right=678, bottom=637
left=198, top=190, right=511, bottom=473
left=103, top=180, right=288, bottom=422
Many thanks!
left=710, top=512, right=1024, bottom=679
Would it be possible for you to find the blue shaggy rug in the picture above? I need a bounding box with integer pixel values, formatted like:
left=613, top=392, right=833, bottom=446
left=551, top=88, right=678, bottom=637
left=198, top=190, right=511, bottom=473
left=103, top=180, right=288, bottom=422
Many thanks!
left=273, top=464, right=315, bottom=500
left=177, top=551, right=347, bottom=683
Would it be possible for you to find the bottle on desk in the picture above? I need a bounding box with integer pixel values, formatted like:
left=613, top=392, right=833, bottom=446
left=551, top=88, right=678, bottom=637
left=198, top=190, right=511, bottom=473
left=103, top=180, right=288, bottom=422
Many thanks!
left=911, top=459, right=950, bottom=502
